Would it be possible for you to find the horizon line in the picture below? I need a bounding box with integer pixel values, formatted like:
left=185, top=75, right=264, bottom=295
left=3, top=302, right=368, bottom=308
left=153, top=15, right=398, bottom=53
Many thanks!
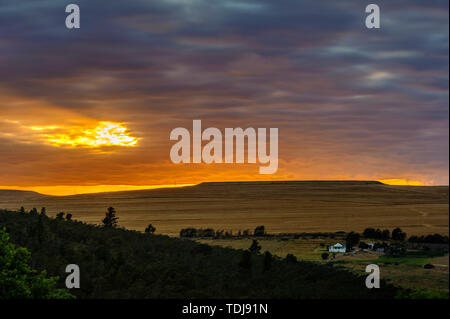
left=1, top=178, right=447, bottom=196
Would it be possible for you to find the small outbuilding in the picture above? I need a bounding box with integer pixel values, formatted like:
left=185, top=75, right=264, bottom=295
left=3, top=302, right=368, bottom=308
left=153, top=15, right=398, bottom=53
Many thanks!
left=328, top=243, right=346, bottom=253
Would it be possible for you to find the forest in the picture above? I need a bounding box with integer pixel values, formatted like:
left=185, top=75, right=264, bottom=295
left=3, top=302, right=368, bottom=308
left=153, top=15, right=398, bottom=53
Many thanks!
left=0, top=208, right=400, bottom=299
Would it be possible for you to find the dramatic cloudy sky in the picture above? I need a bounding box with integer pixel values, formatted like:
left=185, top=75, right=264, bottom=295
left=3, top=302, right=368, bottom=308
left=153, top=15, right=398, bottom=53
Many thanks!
left=0, top=0, right=448, bottom=194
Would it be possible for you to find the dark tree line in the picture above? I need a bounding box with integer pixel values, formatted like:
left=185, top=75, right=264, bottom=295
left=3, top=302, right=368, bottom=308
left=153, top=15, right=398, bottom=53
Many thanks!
left=362, top=228, right=391, bottom=240
left=345, top=227, right=411, bottom=251
left=362, top=227, right=407, bottom=241
left=180, top=225, right=266, bottom=239
left=408, top=234, right=448, bottom=244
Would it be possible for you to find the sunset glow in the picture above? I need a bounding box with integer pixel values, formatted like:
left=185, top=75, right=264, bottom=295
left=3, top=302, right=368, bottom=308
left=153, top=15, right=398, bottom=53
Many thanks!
left=0, top=184, right=195, bottom=196
left=379, top=179, right=423, bottom=186
left=40, top=122, right=139, bottom=148
left=0, top=0, right=447, bottom=192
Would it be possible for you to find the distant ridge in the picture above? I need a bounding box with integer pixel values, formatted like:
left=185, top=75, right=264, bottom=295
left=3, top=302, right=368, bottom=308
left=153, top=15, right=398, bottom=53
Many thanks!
left=0, top=189, right=47, bottom=200
left=0, top=189, right=44, bottom=195
left=198, top=180, right=385, bottom=186
left=0, top=181, right=393, bottom=198
left=3, top=180, right=445, bottom=199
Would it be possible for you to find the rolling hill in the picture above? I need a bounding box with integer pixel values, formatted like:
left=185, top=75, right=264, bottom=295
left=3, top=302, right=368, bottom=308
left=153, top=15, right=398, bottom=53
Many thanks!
left=0, top=189, right=48, bottom=201
left=0, top=181, right=448, bottom=236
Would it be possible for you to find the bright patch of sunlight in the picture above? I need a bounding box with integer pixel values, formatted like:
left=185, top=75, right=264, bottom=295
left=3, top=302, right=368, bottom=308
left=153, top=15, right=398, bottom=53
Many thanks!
left=379, top=179, right=423, bottom=186
left=40, top=121, right=139, bottom=148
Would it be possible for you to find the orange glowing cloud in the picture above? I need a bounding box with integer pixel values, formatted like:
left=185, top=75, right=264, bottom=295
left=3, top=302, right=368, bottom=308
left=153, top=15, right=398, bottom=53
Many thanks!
left=32, top=121, right=139, bottom=148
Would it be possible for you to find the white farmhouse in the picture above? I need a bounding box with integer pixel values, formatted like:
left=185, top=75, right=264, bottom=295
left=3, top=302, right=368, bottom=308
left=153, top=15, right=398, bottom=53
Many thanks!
left=328, top=243, right=346, bottom=253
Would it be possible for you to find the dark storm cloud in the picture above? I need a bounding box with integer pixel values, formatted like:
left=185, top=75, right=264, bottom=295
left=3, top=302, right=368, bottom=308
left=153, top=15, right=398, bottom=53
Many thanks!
left=0, top=0, right=448, bottom=186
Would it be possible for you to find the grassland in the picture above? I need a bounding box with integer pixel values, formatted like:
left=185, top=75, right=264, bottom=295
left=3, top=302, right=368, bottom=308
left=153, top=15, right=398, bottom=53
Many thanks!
left=196, top=237, right=449, bottom=293
left=0, top=181, right=448, bottom=237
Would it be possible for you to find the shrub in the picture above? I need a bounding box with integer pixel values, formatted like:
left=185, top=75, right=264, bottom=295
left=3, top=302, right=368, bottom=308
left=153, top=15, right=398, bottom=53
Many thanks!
left=0, top=228, right=73, bottom=299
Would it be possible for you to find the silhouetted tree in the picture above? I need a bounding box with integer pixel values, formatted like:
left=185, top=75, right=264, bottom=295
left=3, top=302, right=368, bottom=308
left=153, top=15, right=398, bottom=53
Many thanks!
left=254, top=225, right=265, bottom=236
left=40, top=207, right=46, bottom=216
left=363, top=228, right=376, bottom=238
left=363, top=228, right=390, bottom=240
left=102, top=207, right=118, bottom=228
left=249, top=239, right=261, bottom=254
left=56, top=212, right=65, bottom=220
left=145, top=224, right=156, bottom=234
left=19, top=207, right=25, bottom=214
left=345, top=232, right=360, bottom=250
left=65, top=213, right=72, bottom=221
left=392, top=228, right=406, bottom=241
left=381, top=229, right=390, bottom=240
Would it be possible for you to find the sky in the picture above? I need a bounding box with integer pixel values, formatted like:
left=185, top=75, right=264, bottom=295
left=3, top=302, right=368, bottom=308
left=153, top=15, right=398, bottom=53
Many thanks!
left=0, top=0, right=448, bottom=195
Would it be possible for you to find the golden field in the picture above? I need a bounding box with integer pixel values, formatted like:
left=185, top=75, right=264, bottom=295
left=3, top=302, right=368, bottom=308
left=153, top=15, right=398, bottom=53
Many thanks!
left=0, top=181, right=448, bottom=237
